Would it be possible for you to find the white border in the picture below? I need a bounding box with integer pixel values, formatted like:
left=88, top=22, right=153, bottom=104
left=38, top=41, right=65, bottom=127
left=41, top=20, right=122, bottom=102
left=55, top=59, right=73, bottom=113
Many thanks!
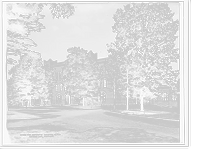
left=0, top=0, right=190, bottom=148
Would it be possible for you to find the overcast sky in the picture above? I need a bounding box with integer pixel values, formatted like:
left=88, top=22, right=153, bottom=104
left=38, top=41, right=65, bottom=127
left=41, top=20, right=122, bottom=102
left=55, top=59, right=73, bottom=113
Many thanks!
left=30, top=2, right=180, bottom=62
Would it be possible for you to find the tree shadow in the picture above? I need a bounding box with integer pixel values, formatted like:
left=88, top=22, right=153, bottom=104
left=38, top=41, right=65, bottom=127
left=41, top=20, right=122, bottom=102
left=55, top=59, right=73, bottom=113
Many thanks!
left=121, top=110, right=170, bottom=115
left=9, top=125, right=179, bottom=144
left=7, top=111, right=58, bottom=121
left=119, top=109, right=180, bottom=119
left=86, top=127, right=179, bottom=143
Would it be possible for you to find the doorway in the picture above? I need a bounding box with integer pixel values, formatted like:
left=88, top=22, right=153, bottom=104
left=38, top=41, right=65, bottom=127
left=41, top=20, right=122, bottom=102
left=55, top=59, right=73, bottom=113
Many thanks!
left=65, top=94, right=71, bottom=104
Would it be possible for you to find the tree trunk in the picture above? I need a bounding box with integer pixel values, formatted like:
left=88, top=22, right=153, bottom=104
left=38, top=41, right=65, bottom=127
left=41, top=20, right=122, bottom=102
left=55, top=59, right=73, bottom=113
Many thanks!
left=83, top=97, right=85, bottom=106
left=113, top=78, right=116, bottom=110
left=29, top=96, right=32, bottom=107
left=126, top=87, right=129, bottom=111
left=126, top=68, right=129, bottom=111
left=140, top=96, right=144, bottom=111
left=126, top=52, right=129, bottom=111
left=136, top=97, right=137, bottom=105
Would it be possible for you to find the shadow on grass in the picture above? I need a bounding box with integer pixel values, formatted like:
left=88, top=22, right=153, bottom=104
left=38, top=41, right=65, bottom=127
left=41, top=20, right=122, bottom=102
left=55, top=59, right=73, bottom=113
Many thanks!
left=7, top=111, right=57, bottom=121
left=9, top=125, right=178, bottom=144
left=121, top=110, right=170, bottom=115
left=115, top=109, right=180, bottom=119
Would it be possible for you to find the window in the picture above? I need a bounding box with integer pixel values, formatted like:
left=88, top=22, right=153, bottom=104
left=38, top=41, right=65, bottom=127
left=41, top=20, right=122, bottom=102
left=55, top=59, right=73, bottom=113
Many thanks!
left=97, top=80, right=101, bottom=87
left=60, top=84, right=62, bottom=91
left=56, top=94, right=62, bottom=101
left=103, top=79, right=107, bottom=88
left=55, top=85, right=58, bottom=91
left=163, top=93, right=168, bottom=101
left=170, top=92, right=177, bottom=101
left=56, top=72, right=58, bottom=80
left=106, top=69, right=108, bottom=74
left=100, top=92, right=106, bottom=102
left=59, top=72, right=62, bottom=79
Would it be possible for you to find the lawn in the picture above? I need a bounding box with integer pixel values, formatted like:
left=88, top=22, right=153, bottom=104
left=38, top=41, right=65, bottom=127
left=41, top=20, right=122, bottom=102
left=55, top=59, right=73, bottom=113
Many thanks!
left=8, top=125, right=178, bottom=144
left=102, top=105, right=180, bottom=120
left=6, top=107, right=180, bottom=144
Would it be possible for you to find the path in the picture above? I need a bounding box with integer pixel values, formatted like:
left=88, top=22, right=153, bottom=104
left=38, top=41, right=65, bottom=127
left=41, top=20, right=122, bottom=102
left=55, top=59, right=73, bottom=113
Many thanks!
left=7, top=108, right=180, bottom=141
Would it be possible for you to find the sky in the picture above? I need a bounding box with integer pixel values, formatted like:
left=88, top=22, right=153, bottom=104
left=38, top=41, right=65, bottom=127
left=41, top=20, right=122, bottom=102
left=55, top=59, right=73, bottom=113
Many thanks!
left=30, top=2, right=180, bottom=62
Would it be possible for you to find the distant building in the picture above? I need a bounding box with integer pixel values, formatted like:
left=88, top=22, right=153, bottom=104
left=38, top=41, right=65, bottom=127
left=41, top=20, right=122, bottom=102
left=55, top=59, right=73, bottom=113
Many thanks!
left=44, top=51, right=125, bottom=106
left=149, top=85, right=178, bottom=108
left=44, top=51, right=177, bottom=106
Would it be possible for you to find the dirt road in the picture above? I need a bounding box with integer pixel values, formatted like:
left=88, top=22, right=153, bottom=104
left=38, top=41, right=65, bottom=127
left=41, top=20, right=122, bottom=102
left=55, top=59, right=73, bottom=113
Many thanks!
left=7, top=108, right=180, bottom=142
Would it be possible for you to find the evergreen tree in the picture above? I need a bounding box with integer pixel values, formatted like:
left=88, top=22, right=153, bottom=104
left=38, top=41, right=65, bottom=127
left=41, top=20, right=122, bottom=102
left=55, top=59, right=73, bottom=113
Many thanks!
left=63, top=47, right=99, bottom=106
left=108, top=3, right=179, bottom=111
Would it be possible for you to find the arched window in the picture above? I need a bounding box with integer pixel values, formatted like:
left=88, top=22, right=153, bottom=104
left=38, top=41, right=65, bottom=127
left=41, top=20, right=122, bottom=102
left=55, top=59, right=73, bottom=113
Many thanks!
left=60, top=84, right=62, bottom=91
left=103, top=79, right=107, bottom=87
left=65, top=94, right=71, bottom=104
left=100, top=92, right=106, bottom=102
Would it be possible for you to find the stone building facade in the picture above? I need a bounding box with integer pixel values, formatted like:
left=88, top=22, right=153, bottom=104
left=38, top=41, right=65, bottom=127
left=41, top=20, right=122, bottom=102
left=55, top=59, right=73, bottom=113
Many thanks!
left=44, top=51, right=177, bottom=107
left=149, top=85, right=178, bottom=108
left=44, top=55, right=114, bottom=106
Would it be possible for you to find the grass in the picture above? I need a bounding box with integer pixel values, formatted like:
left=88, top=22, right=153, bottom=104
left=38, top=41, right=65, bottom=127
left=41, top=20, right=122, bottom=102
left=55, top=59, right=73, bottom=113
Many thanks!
left=7, top=110, right=57, bottom=121
left=8, top=125, right=178, bottom=144
left=102, top=105, right=180, bottom=120
left=120, top=110, right=180, bottom=120
left=106, top=112, right=180, bottom=128
left=6, top=107, right=180, bottom=144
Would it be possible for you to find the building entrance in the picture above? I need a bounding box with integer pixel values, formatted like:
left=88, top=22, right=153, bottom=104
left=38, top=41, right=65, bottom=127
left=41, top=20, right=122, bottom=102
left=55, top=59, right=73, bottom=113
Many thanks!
left=65, top=94, right=71, bottom=104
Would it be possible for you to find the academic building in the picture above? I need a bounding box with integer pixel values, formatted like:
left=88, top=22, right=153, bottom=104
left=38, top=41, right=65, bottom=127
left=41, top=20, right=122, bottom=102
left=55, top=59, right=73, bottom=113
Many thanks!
left=41, top=51, right=178, bottom=107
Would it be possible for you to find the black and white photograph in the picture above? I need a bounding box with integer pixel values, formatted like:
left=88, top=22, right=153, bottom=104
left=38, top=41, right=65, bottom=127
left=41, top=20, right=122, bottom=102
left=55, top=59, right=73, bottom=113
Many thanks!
left=0, top=0, right=190, bottom=148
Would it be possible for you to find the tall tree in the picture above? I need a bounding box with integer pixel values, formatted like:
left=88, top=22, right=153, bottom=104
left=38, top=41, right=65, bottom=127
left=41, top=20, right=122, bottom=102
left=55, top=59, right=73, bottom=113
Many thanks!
left=8, top=53, right=49, bottom=107
left=47, top=2, right=74, bottom=18
left=8, top=52, right=55, bottom=106
left=40, top=68, right=56, bottom=104
left=4, top=3, right=44, bottom=63
left=6, top=3, right=75, bottom=74
left=103, top=48, right=125, bottom=109
left=7, top=78, right=15, bottom=107
left=103, top=43, right=128, bottom=109
left=6, top=3, right=75, bottom=107
left=63, top=47, right=99, bottom=106
left=108, top=3, right=179, bottom=111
